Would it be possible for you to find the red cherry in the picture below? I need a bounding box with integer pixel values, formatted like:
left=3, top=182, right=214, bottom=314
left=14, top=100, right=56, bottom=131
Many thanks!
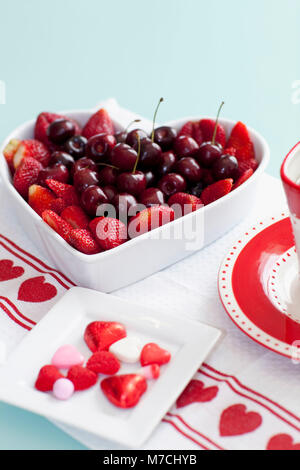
left=86, top=133, right=116, bottom=162
left=139, top=187, right=165, bottom=206
left=195, top=142, right=222, bottom=168
left=110, top=144, right=138, bottom=171
left=81, top=185, right=108, bottom=216
left=112, top=193, right=138, bottom=221
left=51, top=151, right=74, bottom=168
left=38, top=164, right=69, bottom=186
left=157, top=151, right=177, bottom=177
left=126, top=129, right=148, bottom=147
left=173, top=135, right=199, bottom=157
left=175, top=157, right=202, bottom=182
left=116, top=171, right=146, bottom=196
left=73, top=157, right=98, bottom=176
left=103, top=185, right=118, bottom=201
left=98, top=166, right=119, bottom=186
left=74, top=168, right=99, bottom=193
left=157, top=173, right=187, bottom=197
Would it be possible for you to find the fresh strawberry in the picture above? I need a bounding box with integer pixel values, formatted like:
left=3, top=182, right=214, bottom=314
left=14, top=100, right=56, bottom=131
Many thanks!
left=128, top=206, right=175, bottom=239
left=34, top=112, right=81, bottom=148
left=45, top=179, right=79, bottom=206
left=178, top=121, right=203, bottom=146
left=90, top=217, right=127, bottom=251
left=13, top=139, right=51, bottom=169
left=61, top=206, right=90, bottom=230
left=199, top=119, right=226, bottom=147
left=42, top=209, right=73, bottom=241
left=86, top=351, right=120, bottom=375
left=227, top=121, right=255, bottom=160
left=3, top=139, right=21, bottom=172
left=28, top=184, right=56, bottom=216
left=101, top=374, right=147, bottom=409
left=140, top=343, right=171, bottom=366
left=224, top=146, right=237, bottom=157
left=84, top=321, right=127, bottom=353
left=68, top=229, right=101, bottom=254
left=13, top=157, right=42, bottom=198
left=168, top=192, right=203, bottom=216
left=233, top=169, right=254, bottom=189
left=50, top=197, right=68, bottom=215
left=67, top=366, right=97, bottom=391
left=35, top=365, right=63, bottom=392
left=82, top=109, right=114, bottom=139
left=237, top=158, right=259, bottom=175
left=201, top=179, right=233, bottom=205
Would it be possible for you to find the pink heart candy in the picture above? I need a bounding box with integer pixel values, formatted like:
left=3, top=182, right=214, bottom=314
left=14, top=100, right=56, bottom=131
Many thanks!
left=51, top=345, right=84, bottom=369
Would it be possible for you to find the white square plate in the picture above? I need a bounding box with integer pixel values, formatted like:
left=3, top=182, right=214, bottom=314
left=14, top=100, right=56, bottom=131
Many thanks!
left=0, top=287, right=222, bottom=448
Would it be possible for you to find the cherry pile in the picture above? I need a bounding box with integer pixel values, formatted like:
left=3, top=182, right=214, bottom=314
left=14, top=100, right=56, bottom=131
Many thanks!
left=4, top=100, right=258, bottom=254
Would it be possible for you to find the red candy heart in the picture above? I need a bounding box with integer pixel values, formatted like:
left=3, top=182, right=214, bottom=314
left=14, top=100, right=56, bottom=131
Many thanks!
left=140, top=343, right=171, bottom=367
left=220, top=404, right=262, bottom=437
left=86, top=350, right=120, bottom=375
left=67, top=366, right=98, bottom=391
left=0, top=259, right=24, bottom=282
left=267, top=434, right=300, bottom=451
left=35, top=365, right=63, bottom=392
left=84, top=321, right=126, bottom=352
left=18, top=276, right=57, bottom=303
left=101, top=374, right=147, bottom=409
left=176, top=380, right=219, bottom=408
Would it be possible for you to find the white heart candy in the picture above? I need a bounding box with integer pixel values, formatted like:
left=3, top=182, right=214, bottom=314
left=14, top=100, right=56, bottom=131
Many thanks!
left=110, top=336, right=142, bottom=363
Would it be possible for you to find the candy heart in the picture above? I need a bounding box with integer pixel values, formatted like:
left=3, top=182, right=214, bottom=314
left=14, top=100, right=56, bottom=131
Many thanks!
left=109, top=336, right=142, bottom=363
left=51, top=345, right=84, bottom=369
left=140, top=342, right=171, bottom=366
left=101, top=374, right=147, bottom=408
left=0, top=260, right=24, bottom=282
left=176, top=380, right=219, bottom=408
left=53, top=378, right=74, bottom=400
left=35, top=365, right=63, bottom=392
left=67, top=365, right=98, bottom=390
left=219, top=404, right=262, bottom=437
left=84, top=321, right=126, bottom=352
left=267, top=434, right=300, bottom=451
left=137, top=364, right=160, bottom=380
left=86, top=351, right=120, bottom=375
left=18, top=276, right=57, bottom=303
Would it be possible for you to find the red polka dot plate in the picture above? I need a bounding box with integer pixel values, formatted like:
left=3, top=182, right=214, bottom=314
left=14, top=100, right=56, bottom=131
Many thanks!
left=218, top=212, right=300, bottom=359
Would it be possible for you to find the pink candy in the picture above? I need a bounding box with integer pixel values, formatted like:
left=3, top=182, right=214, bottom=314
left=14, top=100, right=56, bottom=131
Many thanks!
left=53, top=378, right=74, bottom=400
left=51, top=344, right=84, bottom=369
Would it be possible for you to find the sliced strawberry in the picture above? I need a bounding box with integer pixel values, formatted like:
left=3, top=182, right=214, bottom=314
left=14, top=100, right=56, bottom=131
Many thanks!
left=68, top=228, right=101, bottom=254
left=128, top=206, right=175, bottom=239
left=42, top=209, right=73, bottom=241
left=28, top=184, right=56, bottom=216
left=237, top=158, right=259, bottom=175
left=199, top=119, right=226, bottom=147
left=45, top=179, right=79, bottom=206
left=34, top=112, right=81, bottom=148
left=35, top=365, right=63, bottom=392
left=67, top=366, right=97, bottom=391
left=3, top=139, right=21, bottom=173
left=201, top=179, right=233, bottom=205
left=178, top=121, right=203, bottom=146
left=90, top=217, right=127, bottom=251
left=227, top=121, right=255, bottom=161
left=86, top=350, right=120, bottom=375
left=168, top=192, right=203, bottom=217
left=82, top=109, right=114, bottom=139
left=140, top=343, right=171, bottom=366
left=233, top=169, right=254, bottom=189
left=61, top=206, right=90, bottom=230
left=101, top=374, right=147, bottom=408
left=50, top=197, right=68, bottom=215
left=224, top=146, right=237, bottom=157
left=14, top=139, right=51, bottom=169
left=84, top=321, right=127, bottom=353
left=13, top=157, right=43, bottom=199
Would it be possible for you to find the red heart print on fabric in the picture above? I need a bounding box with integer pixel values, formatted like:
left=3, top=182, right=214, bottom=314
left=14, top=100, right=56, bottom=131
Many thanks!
left=176, top=380, right=219, bottom=408
left=0, top=259, right=24, bottom=281
left=220, top=404, right=262, bottom=437
left=267, top=434, right=300, bottom=450
left=18, top=276, right=57, bottom=303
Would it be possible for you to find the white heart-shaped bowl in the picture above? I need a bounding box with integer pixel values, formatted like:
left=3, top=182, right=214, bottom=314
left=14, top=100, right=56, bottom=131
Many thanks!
left=0, top=108, right=270, bottom=292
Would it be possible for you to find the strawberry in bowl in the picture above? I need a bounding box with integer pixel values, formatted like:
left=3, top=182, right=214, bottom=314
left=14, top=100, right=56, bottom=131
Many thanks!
left=0, top=101, right=269, bottom=292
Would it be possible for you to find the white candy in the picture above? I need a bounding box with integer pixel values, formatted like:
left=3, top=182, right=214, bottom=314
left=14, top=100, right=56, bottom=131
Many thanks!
left=110, top=336, right=142, bottom=363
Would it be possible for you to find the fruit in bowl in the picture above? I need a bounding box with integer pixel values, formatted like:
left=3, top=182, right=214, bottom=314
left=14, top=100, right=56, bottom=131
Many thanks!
left=2, top=101, right=260, bottom=256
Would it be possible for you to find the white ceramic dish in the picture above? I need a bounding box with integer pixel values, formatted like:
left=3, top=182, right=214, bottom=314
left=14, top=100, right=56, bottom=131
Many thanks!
left=0, top=103, right=270, bottom=292
left=0, top=287, right=222, bottom=448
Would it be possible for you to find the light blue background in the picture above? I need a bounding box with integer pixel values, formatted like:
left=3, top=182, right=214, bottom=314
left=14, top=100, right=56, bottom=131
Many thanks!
left=0, top=0, right=299, bottom=450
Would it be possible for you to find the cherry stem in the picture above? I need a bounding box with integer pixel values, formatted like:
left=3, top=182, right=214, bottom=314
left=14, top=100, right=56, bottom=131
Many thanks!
left=212, top=101, right=225, bottom=145
left=151, top=97, right=164, bottom=142
left=132, top=134, right=141, bottom=174
left=98, top=163, right=119, bottom=170
left=125, top=119, right=141, bottom=133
